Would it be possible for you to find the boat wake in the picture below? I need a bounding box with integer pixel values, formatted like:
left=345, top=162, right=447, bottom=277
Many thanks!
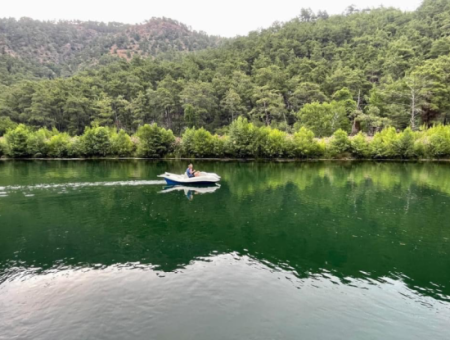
left=0, top=180, right=166, bottom=194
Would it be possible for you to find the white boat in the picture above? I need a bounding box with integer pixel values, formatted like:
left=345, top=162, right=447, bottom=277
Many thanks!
left=157, top=172, right=221, bottom=185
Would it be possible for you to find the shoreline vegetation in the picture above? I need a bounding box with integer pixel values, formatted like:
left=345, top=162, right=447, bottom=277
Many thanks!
left=1, top=118, right=450, bottom=161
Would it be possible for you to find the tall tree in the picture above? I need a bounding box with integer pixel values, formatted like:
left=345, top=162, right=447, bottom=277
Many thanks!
left=250, top=86, right=286, bottom=126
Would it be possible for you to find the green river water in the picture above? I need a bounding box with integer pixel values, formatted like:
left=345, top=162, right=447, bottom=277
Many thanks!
left=0, top=160, right=449, bottom=339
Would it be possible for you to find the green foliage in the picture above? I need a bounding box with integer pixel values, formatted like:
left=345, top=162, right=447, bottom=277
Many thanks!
left=192, top=128, right=214, bottom=158
left=328, top=129, right=351, bottom=156
left=47, top=133, right=71, bottom=158
left=183, top=104, right=199, bottom=128
left=293, top=127, right=321, bottom=158
left=370, top=127, right=399, bottom=159
left=111, top=130, right=134, bottom=157
left=27, top=128, right=50, bottom=157
left=297, top=101, right=351, bottom=137
left=0, top=138, right=6, bottom=157
left=3, top=3, right=450, bottom=135
left=0, top=117, right=17, bottom=136
left=5, top=124, right=30, bottom=157
left=250, top=86, right=286, bottom=126
left=3, top=2, right=450, bottom=158
left=135, top=124, right=175, bottom=158
left=228, top=117, right=260, bottom=158
left=261, top=128, right=290, bottom=158
left=180, top=127, right=196, bottom=156
left=1, top=122, right=450, bottom=160
left=67, top=137, right=84, bottom=158
left=181, top=127, right=227, bottom=158
left=82, top=126, right=112, bottom=157
left=350, top=132, right=370, bottom=158
left=395, top=128, right=416, bottom=159
left=212, top=135, right=229, bottom=158
left=423, top=125, right=450, bottom=158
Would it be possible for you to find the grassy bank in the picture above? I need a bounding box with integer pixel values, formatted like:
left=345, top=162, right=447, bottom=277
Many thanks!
left=1, top=118, right=450, bottom=160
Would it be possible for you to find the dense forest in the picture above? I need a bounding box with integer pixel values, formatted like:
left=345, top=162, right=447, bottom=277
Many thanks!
left=1, top=0, right=450, bottom=150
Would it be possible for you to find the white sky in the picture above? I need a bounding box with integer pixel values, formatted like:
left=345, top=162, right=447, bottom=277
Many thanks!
left=3, top=0, right=424, bottom=37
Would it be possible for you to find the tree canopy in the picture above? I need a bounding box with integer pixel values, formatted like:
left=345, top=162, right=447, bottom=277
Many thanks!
left=1, top=1, right=450, bottom=135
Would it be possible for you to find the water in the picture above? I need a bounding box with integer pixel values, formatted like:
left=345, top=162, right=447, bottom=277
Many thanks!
left=0, top=160, right=449, bottom=340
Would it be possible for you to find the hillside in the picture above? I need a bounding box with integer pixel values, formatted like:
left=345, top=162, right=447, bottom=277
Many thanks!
left=1, top=0, right=450, bottom=137
left=0, top=17, right=222, bottom=83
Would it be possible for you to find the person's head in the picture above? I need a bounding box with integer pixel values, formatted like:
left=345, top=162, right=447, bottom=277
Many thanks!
left=188, top=164, right=193, bottom=169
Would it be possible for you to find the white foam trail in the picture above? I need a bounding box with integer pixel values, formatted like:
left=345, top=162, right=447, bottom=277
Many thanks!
left=0, top=180, right=166, bottom=192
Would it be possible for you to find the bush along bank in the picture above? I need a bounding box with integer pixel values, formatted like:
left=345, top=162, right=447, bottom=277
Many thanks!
left=1, top=118, right=450, bottom=160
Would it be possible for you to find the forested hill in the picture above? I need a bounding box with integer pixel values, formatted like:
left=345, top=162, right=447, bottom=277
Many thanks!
left=1, top=0, right=450, bottom=137
left=0, top=17, right=222, bottom=82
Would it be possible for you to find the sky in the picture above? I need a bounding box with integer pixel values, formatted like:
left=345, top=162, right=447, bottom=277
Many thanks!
left=3, top=0, right=424, bottom=37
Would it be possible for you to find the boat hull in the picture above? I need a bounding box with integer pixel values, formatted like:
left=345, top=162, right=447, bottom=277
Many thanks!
left=163, top=178, right=217, bottom=186
left=157, top=172, right=221, bottom=186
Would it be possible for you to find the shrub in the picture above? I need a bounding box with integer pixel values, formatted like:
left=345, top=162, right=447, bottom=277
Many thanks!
left=5, top=124, right=30, bottom=157
left=395, top=128, right=416, bottom=159
left=180, top=127, right=221, bottom=158
left=111, top=130, right=134, bottom=157
left=193, top=128, right=214, bottom=157
left=370, top=127, right=398, bottom=159
left=228, top=117, right=260, bottom=158
left=135, top=123, right=175, bottom=158
left=27, top=128, right=50, bottom=157
left=317, top=139, right=327, bottom=156
left=67, top=137, right=83, bottom=158
left=328, top=129, right=351, bottom=157
left=0, top=138, right=6, bottom=157
left=47, top=133, right=71, bottom=158
left=413, top=136, right=427, bottom=158
left=82, top=126, right=111, bottom=157
left=424, top=125, right=450, bottom=158
left=181, top=127, right=196, bottom=156
left=292, top=127, right=321, bottom=158
left=350, top=132, right=370, bottom=158
left=212, top=135, right=229, bottom=157
left=262, top=128, right=289, bottom=158
left=250, top=126, right=270, bottom=158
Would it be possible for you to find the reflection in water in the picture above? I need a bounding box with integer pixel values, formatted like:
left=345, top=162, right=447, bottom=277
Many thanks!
left=2, top=254, right=449, bottom=340
left=159, top=184, right=221, bottom=200
left=1, top=161, right=450, bottom=339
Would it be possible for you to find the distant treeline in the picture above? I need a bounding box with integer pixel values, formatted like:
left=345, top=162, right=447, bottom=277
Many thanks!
left=1, top=1, right=450, bottom=136
left=1, top=117, right=450, bottom=159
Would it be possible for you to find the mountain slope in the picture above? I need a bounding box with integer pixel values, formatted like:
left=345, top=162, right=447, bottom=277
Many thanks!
left=0, top=17, right=222, bottom=82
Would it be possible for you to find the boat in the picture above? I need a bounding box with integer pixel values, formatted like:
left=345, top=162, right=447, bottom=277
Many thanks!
left=157, top=171, right=221, bottom=186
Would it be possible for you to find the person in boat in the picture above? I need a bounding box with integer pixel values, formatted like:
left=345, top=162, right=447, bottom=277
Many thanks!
left=186, top=164, right=201, bottom=178
left=186, top=190, right=194, bottom=201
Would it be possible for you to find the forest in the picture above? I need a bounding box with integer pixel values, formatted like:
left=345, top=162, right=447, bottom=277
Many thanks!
left=1, top=0, right=450, bottom=159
